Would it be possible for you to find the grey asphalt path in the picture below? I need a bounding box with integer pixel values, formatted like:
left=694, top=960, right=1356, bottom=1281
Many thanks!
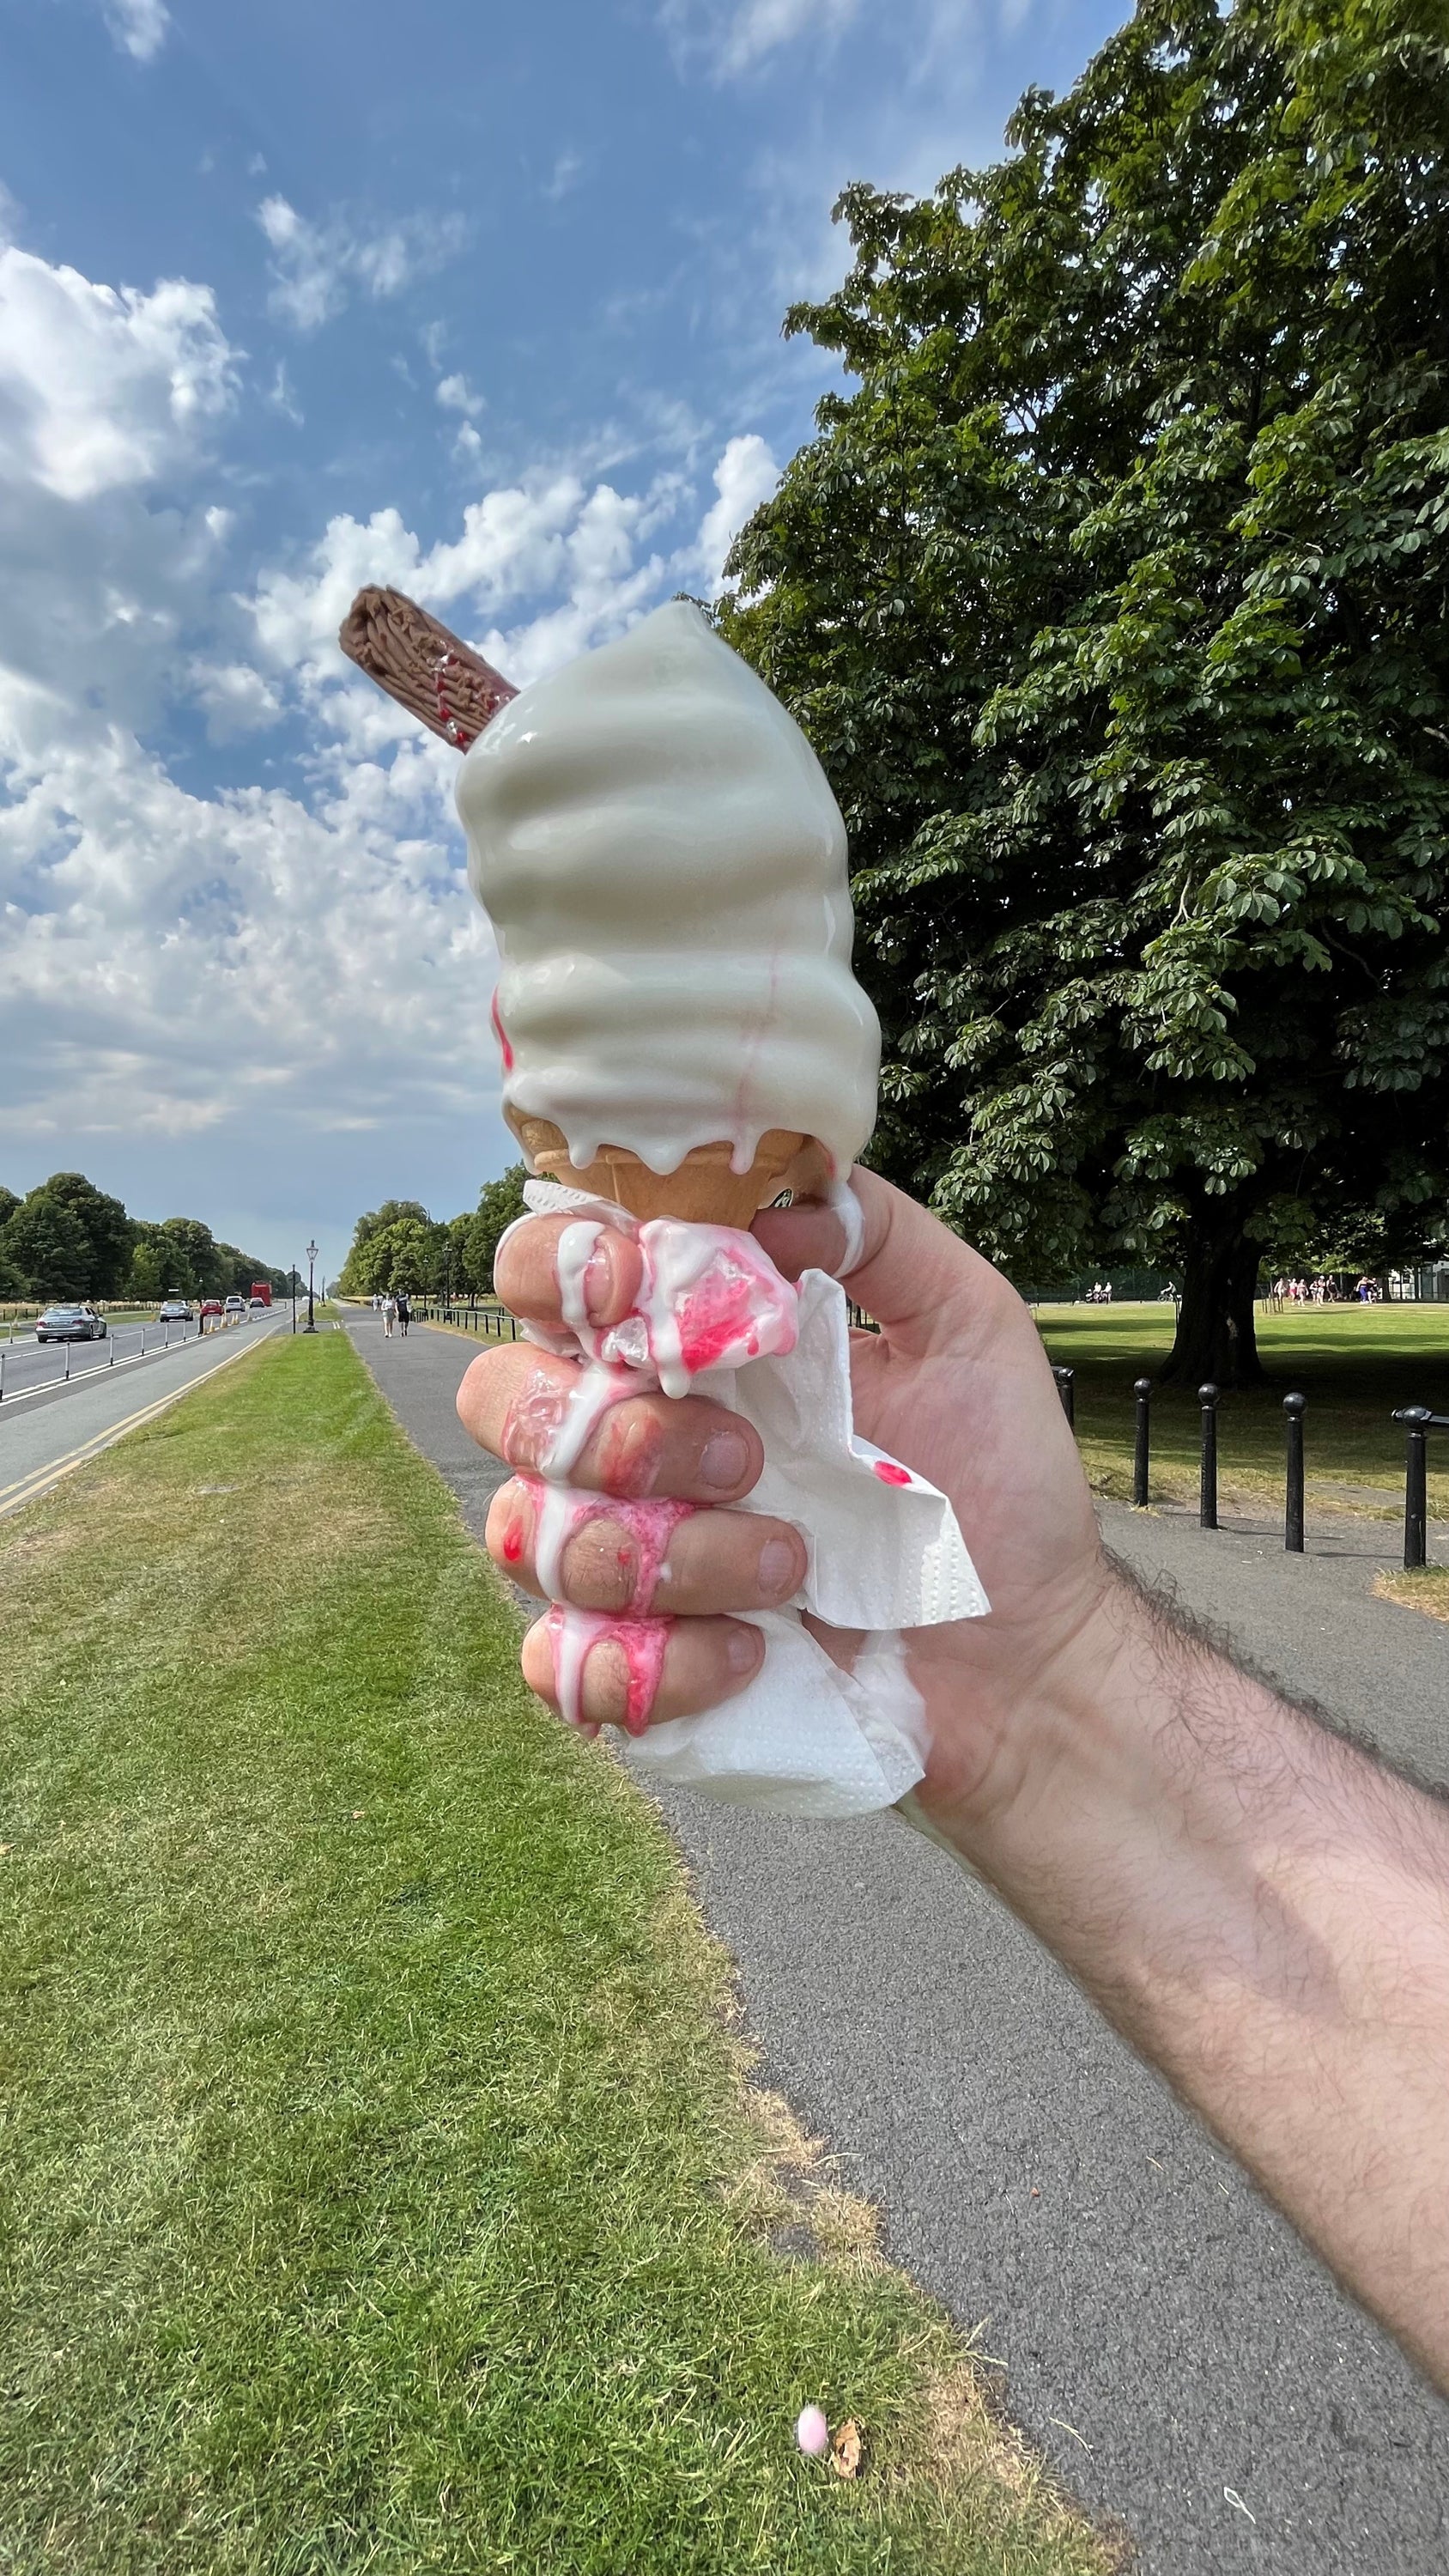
left=0, top=1315, right=289, bottom=1513
left=340, top=1307, right=1449, bottom=2576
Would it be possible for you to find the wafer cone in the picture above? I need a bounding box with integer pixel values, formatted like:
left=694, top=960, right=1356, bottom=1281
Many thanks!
left=511, top=1115, right=831, bottom=1227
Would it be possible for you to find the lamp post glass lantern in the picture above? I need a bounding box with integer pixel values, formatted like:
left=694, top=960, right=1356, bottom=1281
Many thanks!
left=305, top=1241, right=318, bottom=1334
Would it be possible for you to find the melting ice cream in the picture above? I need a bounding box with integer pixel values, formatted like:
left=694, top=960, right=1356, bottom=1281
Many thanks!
left=455, top=598, right=881, bottom=1180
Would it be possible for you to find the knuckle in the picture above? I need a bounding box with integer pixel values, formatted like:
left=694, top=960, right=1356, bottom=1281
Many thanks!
left=593, top=1404, right=662, bottom=1498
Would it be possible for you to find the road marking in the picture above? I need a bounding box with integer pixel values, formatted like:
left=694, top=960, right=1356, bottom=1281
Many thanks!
left=0, top=1329, right=281, bottom=1521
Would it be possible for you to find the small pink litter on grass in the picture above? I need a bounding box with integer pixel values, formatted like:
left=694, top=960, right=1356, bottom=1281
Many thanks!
left=796, top=2404, right=829, bottom=2457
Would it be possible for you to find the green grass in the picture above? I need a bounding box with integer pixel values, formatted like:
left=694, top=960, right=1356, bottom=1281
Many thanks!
left=1034, top=1300, right=1449, bottom=1518
left=1373, top=1567, right=1449, bottom=1622
left=0, top=1334, right=1112, bottom=2576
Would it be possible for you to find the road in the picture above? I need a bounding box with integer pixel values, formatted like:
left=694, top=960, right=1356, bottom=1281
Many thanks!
left=0, top=1313, right=209, bottom=1404
left=0, top=1311, right=290, bottom=1518
left=340, top=1303, right=1449, bottom=2576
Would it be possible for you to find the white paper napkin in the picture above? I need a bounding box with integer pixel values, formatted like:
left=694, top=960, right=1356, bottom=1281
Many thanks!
left=515, top=1181, right=989, bottom=1820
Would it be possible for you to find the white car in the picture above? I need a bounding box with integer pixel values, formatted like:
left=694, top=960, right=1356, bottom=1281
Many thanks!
left=223, top=1293, right=246, bottom=1319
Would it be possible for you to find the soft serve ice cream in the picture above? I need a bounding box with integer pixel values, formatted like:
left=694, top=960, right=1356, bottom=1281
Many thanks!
left=340, top=579, right=987, bottom=1815
left=454, top=598, right=881, bottom=1194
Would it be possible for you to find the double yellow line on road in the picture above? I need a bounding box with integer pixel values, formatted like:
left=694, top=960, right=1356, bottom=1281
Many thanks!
left=0, top=1331, right=272, bottom=1523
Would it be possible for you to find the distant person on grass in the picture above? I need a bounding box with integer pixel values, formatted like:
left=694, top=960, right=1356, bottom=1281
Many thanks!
left=458, top=1170, right=1449, bottom=2400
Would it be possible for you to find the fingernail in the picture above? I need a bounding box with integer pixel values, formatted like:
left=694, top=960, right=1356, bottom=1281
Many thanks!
left=756, top=1536, right=799, bottom=1600
left=727, top=1623, right=763, bottom=1674
left=701, top=1428, right=750, bottom=1492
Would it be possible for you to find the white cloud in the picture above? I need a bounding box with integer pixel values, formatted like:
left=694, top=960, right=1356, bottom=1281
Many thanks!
left=543, top=151, right=584, bottom=203
left=188, top=659, right=282, bottom=740
left=0, top=245, right=237, bottom=501
left=256, top=196, right=469, bottom=333
left=0, top=216, right=791, bottom=1232
left=436, top=372, right=483, bottom=418
left=100, top=0, right=170, bottom=61
left=663, top=0, right=860, bottom=76
left=694, top=433, right=779, bottom=589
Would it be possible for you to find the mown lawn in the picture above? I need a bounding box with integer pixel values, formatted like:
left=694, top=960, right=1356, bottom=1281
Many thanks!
left=1033, top=1301, right=1449, bottom=1518
left=0, top=1334, right=1112, bottom=2576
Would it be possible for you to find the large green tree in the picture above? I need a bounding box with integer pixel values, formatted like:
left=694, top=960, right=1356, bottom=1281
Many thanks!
left=37, top=1174, right=133, bottom=1297
left=336, top=1200, right=431, bottom=1297
left=722, top=0, right=1449, bottom=1382
left=3, top=1194, right=93, bottom=1301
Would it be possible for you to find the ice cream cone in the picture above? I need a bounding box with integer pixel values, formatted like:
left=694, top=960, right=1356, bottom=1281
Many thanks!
left=510, top=1115, right=831, bottom=1227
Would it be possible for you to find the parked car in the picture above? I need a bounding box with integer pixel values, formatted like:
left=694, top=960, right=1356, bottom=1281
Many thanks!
left=157, top=1299, right=193, bottom=1323
left=36, top=1303, right=106, bottom=1343
left=223, top=1293, right=246, bottom=1319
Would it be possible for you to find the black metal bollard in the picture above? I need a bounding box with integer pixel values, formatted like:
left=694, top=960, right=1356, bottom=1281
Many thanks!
left=1392, top=1406, right=1434, bottom=1571
left=1197, top=1383, right=1219, bottom=1529
left=1283, top=1392, right=1307, bottom=1553
left=1132, top=1378, right=1152, bottom=1507
left=1052, top=1365, right=1076, bottom=1429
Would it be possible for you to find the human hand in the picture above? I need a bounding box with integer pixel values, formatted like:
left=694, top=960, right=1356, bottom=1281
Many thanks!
left=453, top=1216, right=809, bottom=1736
left=456, top=1170, right=1111, bottom=1832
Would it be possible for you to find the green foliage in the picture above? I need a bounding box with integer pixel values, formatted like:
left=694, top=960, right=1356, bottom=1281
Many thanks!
left=337, top=1170, right=529, bottom=1299
left=721, top=0, right=1449, bottom=1380
left=354, top=1216, right=443, bottom=1297
left=126, top=1238, right=167, bottom=1303
left=2, top=1192, right=94, bottom=1301
left=335, top=1199, right=432, bottom=1296
left=39, top=1172, right=133, bottom=1297
left=463, top=1162, right=529, bottom=1292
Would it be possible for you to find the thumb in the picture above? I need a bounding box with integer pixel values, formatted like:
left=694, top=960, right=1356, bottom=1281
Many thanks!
left=751, top=1170, right=1018, bottom=1362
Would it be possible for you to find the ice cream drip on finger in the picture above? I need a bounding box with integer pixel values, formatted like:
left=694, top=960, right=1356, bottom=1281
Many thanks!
left=521, top=1477, right=696, bottom=1614
left=546, top=1603, right=674, bottom=1737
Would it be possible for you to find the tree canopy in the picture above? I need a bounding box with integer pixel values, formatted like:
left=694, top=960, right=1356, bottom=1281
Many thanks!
left=0, top=1176, right=287, bottom=1304
left=336, top=1169, right=529, bottom=1300
left=721, top=0, right=1449, bottom=1381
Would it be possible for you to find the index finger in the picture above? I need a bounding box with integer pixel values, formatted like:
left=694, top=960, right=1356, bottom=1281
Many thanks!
left=494, top=1215, right=644, bottom=1334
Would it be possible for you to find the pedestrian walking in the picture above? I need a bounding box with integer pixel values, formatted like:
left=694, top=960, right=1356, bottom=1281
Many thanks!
left=397, top=1291, right=410, bottom=1338
left=382, top=1292, right=397, bottom=1338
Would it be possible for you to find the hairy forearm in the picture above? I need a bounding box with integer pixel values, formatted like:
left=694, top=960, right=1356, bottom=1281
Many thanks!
left=949, top=1571, right=1449, bottom=2389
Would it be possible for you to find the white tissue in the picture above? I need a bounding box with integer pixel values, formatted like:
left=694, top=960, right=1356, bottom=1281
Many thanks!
left=516, top=1179, right=989, bottom=1821
left=692, top=1271, right=986, bottom=1631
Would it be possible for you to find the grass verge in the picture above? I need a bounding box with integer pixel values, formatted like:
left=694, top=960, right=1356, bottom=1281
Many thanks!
left=1373, top=1568, right=1449, bottom=1623
left=1034, top=1302, right=1449, bottom=1520
left=0, top=1333, right=1113, bottom=2575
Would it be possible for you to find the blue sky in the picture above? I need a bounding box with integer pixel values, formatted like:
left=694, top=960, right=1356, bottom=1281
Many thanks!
left=0, top=0, right=1126, bottom=1279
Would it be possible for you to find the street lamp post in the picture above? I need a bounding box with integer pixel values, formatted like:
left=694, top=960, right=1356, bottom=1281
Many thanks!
left=305, top=1241, right=318, bottom=1334
left=291, top=1266, right=299, bottom=1334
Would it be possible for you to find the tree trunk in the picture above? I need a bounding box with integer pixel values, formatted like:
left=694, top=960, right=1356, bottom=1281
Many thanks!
left=1161, top=1216, right=1264, bottom=1388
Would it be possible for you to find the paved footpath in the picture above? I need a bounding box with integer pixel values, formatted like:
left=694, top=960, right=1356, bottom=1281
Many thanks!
left=341, top=1309, right=1449, bottom=2576
left=0, top=1315, right=290, bottom=1519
